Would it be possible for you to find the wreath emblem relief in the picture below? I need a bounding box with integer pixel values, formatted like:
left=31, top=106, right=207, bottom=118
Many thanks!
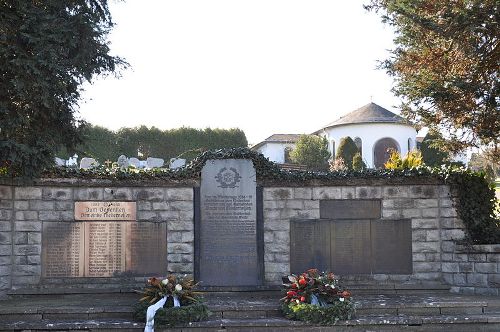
left=215, top=167, right=241, bottom=188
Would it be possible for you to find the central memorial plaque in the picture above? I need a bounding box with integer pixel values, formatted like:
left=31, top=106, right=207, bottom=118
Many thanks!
left=198, top=159, right=260, bottom=286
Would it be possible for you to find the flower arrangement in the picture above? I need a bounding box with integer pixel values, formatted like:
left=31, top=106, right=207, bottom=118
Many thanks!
left=281, top=269, right=355, bottom=324
left=139, top=275, right=198, bottom=305
left=133, top=274, right=209, bottom=328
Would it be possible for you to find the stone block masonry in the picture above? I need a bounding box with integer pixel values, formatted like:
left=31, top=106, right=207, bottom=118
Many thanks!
left=0, top=182, right=194, bottom=296
left=0, top=186, right=13, bottom=295
left=263, top=187, right=319, bottom=284
left=263, top=183, right=499, bottom=296
left=0, top=178, right=498, bottom=296
left=442, top=244, right=500, bottom=296
left=263, top=185, right=451, bottom=285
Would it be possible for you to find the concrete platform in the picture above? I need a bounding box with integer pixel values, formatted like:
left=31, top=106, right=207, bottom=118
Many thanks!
left=0, top=291, right=499, bottom=331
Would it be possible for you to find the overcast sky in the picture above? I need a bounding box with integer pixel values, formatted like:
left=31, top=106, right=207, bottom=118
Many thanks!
left=78, top=0, right=398, bottom=145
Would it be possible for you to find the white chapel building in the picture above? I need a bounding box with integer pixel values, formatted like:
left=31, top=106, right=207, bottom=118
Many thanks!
left=252, top=103, right=417, bottom=169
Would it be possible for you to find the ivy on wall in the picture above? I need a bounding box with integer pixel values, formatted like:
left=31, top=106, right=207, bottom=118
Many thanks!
left=436, top=167, right=500, bottom=244
left=17, top=148, right=500, bottom=244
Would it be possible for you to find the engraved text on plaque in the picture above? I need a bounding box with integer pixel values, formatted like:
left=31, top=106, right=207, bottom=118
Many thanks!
left=42, top=221, right=166, bottom=277
left=199, top=159, right=260, bottom=286
left=75, top=201, right=136, bottom=221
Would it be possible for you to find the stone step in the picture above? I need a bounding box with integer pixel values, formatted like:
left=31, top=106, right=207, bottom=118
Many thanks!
left=204, top=293, right=499, bottom=318
left=356, top=299, right=488, bottom=316
left=1, top=314, right=500, bottom=331
left=7, top=282, right=451, bottom=296
left=2, top=303, right=493, bottom=322
left=2, top=292, right=499, bottom=324
left=345, top=283, right=451, bottom=295
left=2, top=291, right=499, bottom=332
left=7, top=284, right=144, bottom=296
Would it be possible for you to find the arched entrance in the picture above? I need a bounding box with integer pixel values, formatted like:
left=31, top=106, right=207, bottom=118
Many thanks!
left=373, top=138, right=399, bottom=168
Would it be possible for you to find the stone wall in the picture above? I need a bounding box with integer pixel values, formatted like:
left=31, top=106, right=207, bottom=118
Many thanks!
left=0, top=185, right=13, bottom=293
left=442, top=244, right=500, bottom=296
left=263, top=184, right=461, bottom=285
left=1, top=180, right=498, bottom=297
left=0, top=184, right=193, bottom=296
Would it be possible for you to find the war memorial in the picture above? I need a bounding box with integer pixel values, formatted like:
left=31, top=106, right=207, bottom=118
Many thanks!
left=2, top=0, right=499, bottom=330
left=0, top=149, right=498, bottom=331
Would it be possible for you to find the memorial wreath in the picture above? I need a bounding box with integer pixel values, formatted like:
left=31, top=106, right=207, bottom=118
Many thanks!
left=133, top=274, right=209, bottom=331
left=281, top=269, right=355, bottom=324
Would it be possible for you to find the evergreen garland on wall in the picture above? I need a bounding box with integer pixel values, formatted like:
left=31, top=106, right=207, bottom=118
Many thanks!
left=12, top=148, right=499, bottom=244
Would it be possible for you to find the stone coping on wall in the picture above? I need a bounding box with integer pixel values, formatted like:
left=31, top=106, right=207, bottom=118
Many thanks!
left=0, top=177, right=200, bottom=187
left=0, top=176, right=444, bottom=188
left=259, top=177, right=444, bottom=187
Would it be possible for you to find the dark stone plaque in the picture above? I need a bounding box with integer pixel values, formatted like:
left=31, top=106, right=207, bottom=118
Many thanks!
left=290, top=220, right=330, bottom=274
left=199, top=159, right=260, bottom=286
left=371, top=219, right=412, bottom=274
left=125, top=222, right=167, bottom=276
left=320, top=200, right=381, bottom=220
left=42, top=222, right=84, bottom=277
left=330, top=219, right=372, bottom=274
left=42, top=221, right=167, bottom=278
left=290, top=218, right=412, bottom=275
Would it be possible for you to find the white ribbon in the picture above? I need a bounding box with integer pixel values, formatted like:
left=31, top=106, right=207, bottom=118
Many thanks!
left=144, top=295, right=180, bottom=332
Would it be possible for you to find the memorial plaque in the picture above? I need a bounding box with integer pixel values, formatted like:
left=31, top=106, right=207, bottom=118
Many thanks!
left=75, top=201, right=136, bottom=221
left=85, top=222, right=126, bottom=277
left=330, top=219, right=372, bottom=274
left=289, top=218, right=412, bottom=275
left=199, top=159, right=260, bottom=286
left=42, top=221, right=167, bottom=277
left=126, top=222, right=167, bottom=276
left=320, top=200, right=381, bottom=220
left=290, top=220, right=330, bottom=274
left=42, top=222, right=84, bottom=277
left=371, top=219, right=412, bottom=274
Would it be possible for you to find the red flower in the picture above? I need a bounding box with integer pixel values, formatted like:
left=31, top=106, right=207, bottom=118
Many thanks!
left=286, top=291, right=297, bottom=297
left=291, top=283, right=297, bottom=289
left=300, top=296, right=306, bottom=302
left=298, top=278, right=307, bottom=286
left=341, top=290, right=351, bottom=298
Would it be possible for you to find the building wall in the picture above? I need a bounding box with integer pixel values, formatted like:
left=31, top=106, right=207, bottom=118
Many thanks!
left=0, top=180, right=498, bottom=296
left=319, top=123, right=417, bottom=168
left=255, top=142, right=296, bottom=164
